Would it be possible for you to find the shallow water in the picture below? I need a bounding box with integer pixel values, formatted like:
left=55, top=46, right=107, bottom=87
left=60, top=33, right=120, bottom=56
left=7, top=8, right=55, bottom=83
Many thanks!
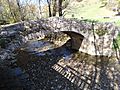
left=0, top=38, right=119, bottom=90
left=15, top=39, right=120, bottom=90
left=25, top=40, right=54, bottom=52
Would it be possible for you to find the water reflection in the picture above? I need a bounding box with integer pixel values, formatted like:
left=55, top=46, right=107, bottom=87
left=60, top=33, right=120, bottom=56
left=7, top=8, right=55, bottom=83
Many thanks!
left=15, top=39, right=120, bottom=90
left=23, top=40, right=54, bottom=52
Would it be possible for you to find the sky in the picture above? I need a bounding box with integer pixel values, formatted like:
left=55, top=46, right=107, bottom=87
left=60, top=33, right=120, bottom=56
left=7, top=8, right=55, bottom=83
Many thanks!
left=20, top=0, right=47, bottom=6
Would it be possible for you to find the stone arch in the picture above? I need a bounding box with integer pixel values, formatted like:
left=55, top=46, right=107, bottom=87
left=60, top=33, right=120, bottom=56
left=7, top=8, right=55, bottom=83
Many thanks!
left=0, top=17, right=119, bottom=56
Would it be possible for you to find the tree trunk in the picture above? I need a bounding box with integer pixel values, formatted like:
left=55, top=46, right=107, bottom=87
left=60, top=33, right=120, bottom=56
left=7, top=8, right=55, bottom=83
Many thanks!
left=52, top=0, right=57, bottom=16
left=7, top=0, right=17, bottom=22
left=38, top=0, right=42, bottom=18
left=58, top=0, right=62, bottom=16
left=47, top=0, right=52, bottom=17
left=16, top=0, right=24, bottom=21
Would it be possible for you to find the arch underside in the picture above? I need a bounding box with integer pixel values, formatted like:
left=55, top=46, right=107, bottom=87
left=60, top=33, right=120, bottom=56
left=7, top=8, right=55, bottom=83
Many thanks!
left=62, top=31, right=84, bottom=50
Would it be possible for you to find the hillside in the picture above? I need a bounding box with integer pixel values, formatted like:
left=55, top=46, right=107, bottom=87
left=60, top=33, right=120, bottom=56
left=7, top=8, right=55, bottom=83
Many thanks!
left=64, top=0, right=120, bottom=25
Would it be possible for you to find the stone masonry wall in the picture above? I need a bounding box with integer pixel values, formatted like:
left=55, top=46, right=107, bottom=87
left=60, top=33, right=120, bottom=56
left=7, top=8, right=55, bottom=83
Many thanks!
left=0, top=17, right=119, bottom=61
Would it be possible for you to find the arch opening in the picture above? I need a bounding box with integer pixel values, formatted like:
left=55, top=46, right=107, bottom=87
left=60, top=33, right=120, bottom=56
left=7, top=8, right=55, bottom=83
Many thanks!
left=62, top=31, right=84, bottom=50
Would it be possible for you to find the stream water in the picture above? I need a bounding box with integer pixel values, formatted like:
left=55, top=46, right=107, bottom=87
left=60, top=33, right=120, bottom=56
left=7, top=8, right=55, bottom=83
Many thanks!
left=0, top=39, right=120, bottom=90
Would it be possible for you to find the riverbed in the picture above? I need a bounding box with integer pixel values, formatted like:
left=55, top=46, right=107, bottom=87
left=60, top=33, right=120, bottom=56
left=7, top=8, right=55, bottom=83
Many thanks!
left=0, top=38, right=120, bottom=90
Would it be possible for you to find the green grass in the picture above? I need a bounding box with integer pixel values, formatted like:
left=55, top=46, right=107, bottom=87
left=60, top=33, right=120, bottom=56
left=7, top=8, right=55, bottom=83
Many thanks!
left=115, top=20, right=120, bottom=26
left=113, top=33, right=120, bottom=49
left=64, top=0, right=120, bottom=26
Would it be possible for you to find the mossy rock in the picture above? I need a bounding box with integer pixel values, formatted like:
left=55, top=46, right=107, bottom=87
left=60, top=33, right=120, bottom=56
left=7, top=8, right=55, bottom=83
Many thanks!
left=95, top=29, right=108, bottom=36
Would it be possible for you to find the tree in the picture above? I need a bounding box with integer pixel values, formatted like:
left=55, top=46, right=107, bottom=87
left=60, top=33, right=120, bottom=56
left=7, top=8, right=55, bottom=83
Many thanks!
left=38, top=0, right=42, bottom=18
left=47, top=0, right=69, bottom=17
left=47, top=0, right=52, bottom=17
left=58, top=0, right=69, bottom=17
left=52, top=0, right=57, bottom=16
left=16, top=0, right=25, bottom=21
left=58, top=0, right=63, bottom=16
left=7, top=0, right=18, bottom=22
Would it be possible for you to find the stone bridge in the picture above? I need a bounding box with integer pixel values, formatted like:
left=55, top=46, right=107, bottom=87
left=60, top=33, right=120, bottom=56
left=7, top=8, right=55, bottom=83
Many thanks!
left=0, top=17, right=120, bottom=56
